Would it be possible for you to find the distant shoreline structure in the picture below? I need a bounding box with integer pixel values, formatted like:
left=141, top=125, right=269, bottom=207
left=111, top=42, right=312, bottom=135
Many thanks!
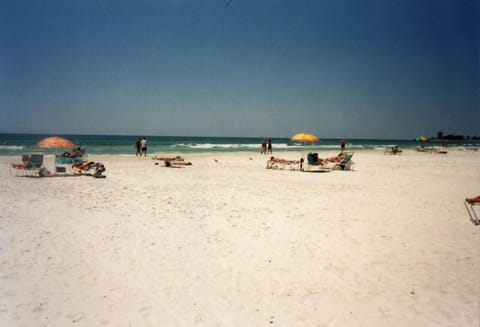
left=428, top=132, right=480, bottom=142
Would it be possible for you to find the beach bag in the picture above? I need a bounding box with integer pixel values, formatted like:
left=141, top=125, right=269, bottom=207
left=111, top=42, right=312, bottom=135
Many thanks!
left=307, top=153, right=319, bottom=165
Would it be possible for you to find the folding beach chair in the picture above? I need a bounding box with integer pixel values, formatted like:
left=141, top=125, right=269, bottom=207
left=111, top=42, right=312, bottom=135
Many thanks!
left=464, top=198, right=480, bottom=225
left=333, top=152, right=355, bottom=170
left=321, top=152, right=355, bottom=171
left=303, top=153, right=330, bottom=172
left=11, top=153, right=44, bottom=177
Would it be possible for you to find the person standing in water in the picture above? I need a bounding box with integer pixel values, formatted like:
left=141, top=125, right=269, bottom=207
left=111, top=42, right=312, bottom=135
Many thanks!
left=141, top=137, right=147, bottom=156
left=261, top=139, right=267, bottom=154
left=135, top=137, right=142, bottom=156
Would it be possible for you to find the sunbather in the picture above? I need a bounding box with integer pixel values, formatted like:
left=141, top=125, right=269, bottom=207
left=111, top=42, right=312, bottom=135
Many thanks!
left=165, top=160, right=192, bottom=167
left=465, top=196, right=480, bottom=225
left=73, top=161, right=106, bottom=174
left=152, top=155, right=183, bottom=161
left=269, top=157, right=295, bottom=163
left=267, top=157, right=300, bottom=170
left=57, top=147, right=85, bottom=158
left=72, top=161, right=95, bottom=171
left=325, top=152, right=345, bottom=163
left=466, top=196, right=480, bottom=204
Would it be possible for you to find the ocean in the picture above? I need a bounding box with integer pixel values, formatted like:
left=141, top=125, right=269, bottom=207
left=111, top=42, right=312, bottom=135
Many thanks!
left=0, top=133, right=476, bottom=156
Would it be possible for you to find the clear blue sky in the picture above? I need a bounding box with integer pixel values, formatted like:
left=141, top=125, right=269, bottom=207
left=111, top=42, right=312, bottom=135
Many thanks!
left=1, top=0, right=478, bottom=139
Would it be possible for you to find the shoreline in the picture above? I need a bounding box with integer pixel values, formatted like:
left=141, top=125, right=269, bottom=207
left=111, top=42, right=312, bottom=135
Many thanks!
left=1, top=133, right=480, bottom=157
left=1, top=145, right=478, bottom=157
left=1, top=143, right=478, bottom=158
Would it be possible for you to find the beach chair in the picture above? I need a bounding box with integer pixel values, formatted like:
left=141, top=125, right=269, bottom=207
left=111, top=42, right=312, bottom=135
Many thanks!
left=10, top=153, right=44, bottom=177
left=303, top=153, right=330, bottom=172
left=55, top=155, right=84, bottom=174
left=464, top=197, right=480, bottom=225
left=332, top=152, right=355, bottom=170
left=318, top=152, right=355, bottom=171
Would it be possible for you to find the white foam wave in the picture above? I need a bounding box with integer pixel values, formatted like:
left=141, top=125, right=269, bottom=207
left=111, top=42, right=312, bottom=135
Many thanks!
left=188, top=143, right=301, bottom=150
left=0, top=145, right=24, bottom=150
left=319, top=145, right=345, bottom=149
left=173, top=143, right=270, bottom=149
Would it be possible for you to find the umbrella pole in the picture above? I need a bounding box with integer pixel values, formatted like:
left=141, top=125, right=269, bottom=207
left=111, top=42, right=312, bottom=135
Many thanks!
left=302, top=142, right=306, bottom=171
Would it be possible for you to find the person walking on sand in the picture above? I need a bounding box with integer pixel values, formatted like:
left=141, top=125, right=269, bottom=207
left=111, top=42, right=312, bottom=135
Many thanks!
left=267, top=139, right=272, bottom=154
left=141, top=137, right=147, bottom=156
left=135, top=137, right=142, bottom=157
left=261, top=139, right=267, bottom=154
left=340, top=138, right=345, bottom=152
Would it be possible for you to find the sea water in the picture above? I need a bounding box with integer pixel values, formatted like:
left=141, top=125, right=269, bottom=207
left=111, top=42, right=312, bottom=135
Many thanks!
left=0, top=133, right=476, bottom=156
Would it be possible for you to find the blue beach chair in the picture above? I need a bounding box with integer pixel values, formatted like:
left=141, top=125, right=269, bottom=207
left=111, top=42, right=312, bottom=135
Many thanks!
left=11, top=153, right=45, bottom=177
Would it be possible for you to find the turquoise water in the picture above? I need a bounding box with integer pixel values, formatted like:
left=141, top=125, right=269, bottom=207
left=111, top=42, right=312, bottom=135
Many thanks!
left=0, top=133, right=476, bottom=156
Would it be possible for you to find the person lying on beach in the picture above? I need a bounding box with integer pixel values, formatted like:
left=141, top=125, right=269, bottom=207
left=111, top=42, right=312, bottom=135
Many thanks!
left=72, top=161, right=106, bottom=173
left=152, top=155, right=184, bottom=161
left=57, top=147, right=85, bottom=158
left=267, top=157, right=300, bottom=169
left=72, top=161, right=95, bottom=171
left=466, top=196, right=480, bottom=204
left=268, top=157, right=296, bottom=163
left=324, top=152, right=345, bottom=163
left=164, top=160, right=192, bottom=167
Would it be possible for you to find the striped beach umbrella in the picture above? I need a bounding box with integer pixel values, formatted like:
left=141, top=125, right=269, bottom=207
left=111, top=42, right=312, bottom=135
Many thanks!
left=36, top=136, right=75, bottom=148
left=291, top=133, right=320, bottom=167
left=291, top=132, right=320, bottom=143
left=416, top=136, right=429, bottom=142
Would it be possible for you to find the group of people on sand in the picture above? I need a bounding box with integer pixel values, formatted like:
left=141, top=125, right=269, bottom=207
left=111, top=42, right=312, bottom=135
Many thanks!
left=261, top=139, right=272, bottom=154
left=135, top=137, right=148, bottom=156
left=264, top=137, right=347, bottom=167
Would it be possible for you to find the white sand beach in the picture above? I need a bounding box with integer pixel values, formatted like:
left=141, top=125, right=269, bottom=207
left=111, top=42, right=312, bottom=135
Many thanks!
left=0, top=150, right=479, bottom=326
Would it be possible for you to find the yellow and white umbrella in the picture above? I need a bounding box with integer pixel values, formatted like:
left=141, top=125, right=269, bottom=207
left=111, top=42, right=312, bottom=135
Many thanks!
left=290, top=132, right=320, bottom=143
left=416, top=136, right=429, bottom=142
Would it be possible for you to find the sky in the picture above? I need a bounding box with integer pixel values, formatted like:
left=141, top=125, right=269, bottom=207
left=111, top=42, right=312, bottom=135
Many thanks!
left=0, top=0, right=478, bottom=139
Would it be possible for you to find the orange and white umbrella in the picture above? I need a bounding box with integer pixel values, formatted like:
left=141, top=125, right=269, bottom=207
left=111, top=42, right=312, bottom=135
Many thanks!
left=36, top=136, right=75, bottom=148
